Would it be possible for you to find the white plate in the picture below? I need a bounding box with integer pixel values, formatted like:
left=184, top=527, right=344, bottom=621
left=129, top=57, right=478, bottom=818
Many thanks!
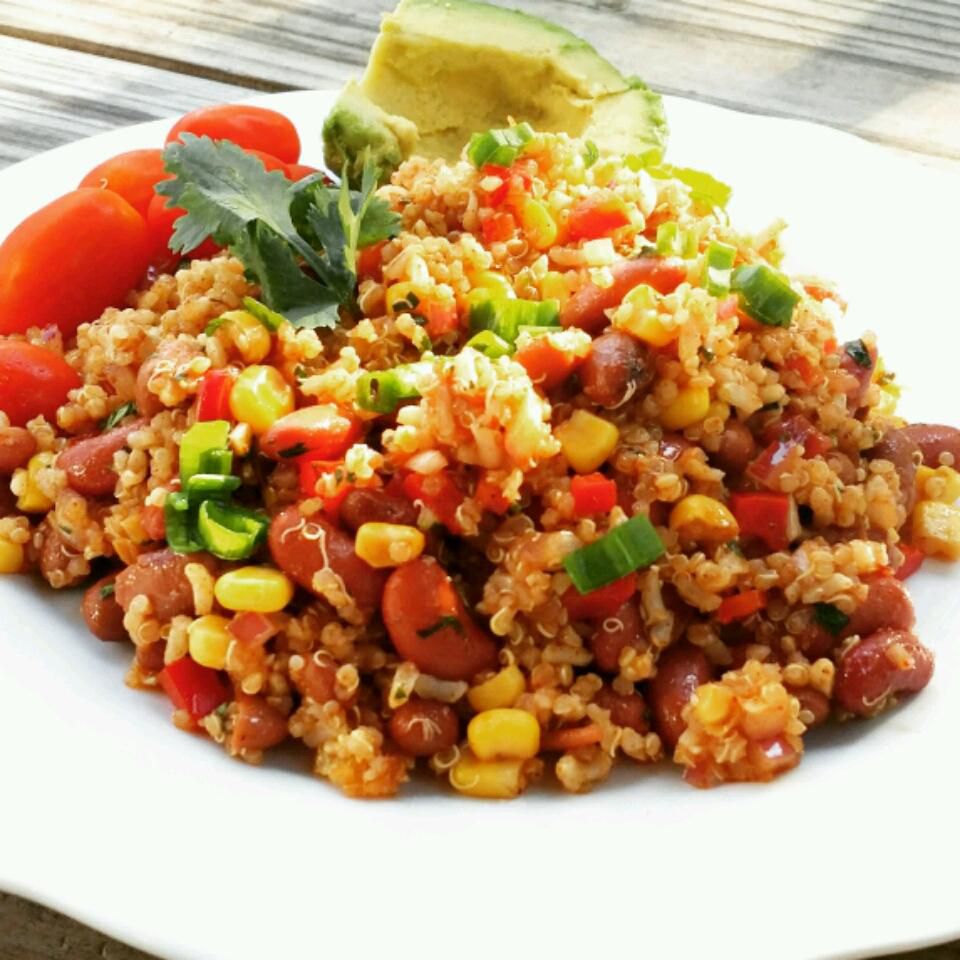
left=2, top=90, right=959, bottom=960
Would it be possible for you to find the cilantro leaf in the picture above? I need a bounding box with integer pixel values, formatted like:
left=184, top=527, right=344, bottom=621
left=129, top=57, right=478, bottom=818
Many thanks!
left=100, top=401, right=137, bottom=431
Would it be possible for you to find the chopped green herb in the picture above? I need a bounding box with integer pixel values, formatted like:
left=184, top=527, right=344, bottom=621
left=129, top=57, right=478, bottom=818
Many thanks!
left=204, top=314, right=231, bottom=335
left=704, top=240, right=737, bottom=297
left=99, top=582, right=115, bottom=599
left=731, top=264, right=799, bottom=327
left=698, top=346, right=716, bottom=362
left=844, top=339, right=872, bottom=369
left=582, top=140, right=600, bottom=169
left=467, top=123, right=534, bottom=168
left=242, top=296, right=285, bottom=331
left=417, top=615, right=464, bottom=639
left=278, top=442, right=308, bottom=459
left=101, top=402, right=137, bottom=431
left=814, top=602, right=850, bottom=635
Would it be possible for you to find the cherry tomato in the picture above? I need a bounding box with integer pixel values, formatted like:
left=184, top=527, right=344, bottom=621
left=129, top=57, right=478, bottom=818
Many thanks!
left=146, top=192, right=222, bottom=269
left=78, top=148, right=170, bottom=218
left=245, top=149, right=289, bottom=174
left=285, top=162, right=322, bottom=182
left=0, top=340, right=81, bottom=426
left=166, top=104, right=301, bottom=164
left=0, top=189, right=151, bottom=337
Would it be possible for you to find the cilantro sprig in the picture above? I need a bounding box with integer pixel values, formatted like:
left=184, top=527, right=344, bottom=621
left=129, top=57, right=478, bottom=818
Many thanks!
left=156, top=135, right=400, bottom=330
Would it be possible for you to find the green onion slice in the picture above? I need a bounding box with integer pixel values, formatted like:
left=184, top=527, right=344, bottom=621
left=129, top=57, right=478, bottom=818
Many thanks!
left=704, top=240, right=737, bottom=297
left=198, top=447, right=234, bottom=476
left=184, top=473, right=242, bottom=502
left=655, top=222, right=697, bottom=259
left=465, top=330, right=512, bottom=359
left=731, top=264, right=799, bottom=328
left=356, top=365, right=424, bottom=414
left=469, top=297, right=559, bottom=345
left=242, top=296, right=285, bottom=331
left=179, top=420, right=230, bottom=483
left=563, top=515, right=665, bottom=594
left=197, top=500, right=269, bottom=561
left=467, top=122, right=534, bottom=169
left=164, top=491, right=203, bottom=554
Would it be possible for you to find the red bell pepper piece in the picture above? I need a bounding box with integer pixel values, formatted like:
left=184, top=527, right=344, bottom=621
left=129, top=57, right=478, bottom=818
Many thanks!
left=403, top=470, right=465, bottom=533
left=715, top=589, right=767, bottom=625
left=562, top=572, right=637, bottom=622
left=750, top=415, right=832, bottom=488
left=784, top=354, right=825, bottom=388
left=730, top=491, right=798, bottom=552
left=480, top=211, right=517, bottom=244
left=514, top=335, right=584, bottom=390
left=422, top=299, right=460, bottom=338
left=158, top=657, right=229, bottom=721
left=196, top=369, right=235, bottom=422
left=894, top=543, right=924, bottom=581
left=566, top=195, right=631, bottom=242
left=228, top=611, right=280, bottom=646
left=479, top=163, right=512, bottom=206
left=570, top=473, right=617, bottom=517
left=474, top=474, right=512, bottom=515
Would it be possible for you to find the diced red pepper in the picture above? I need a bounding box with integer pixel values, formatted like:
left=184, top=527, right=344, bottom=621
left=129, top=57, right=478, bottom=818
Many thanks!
left=196, top=369, right=235, bottom=422
left=321, top=481, right=355, bottom=522
left=570, top=473, right=617, bottom=517
left=474, top=474, right=511, bottom=515
left=750, top=415, right=832, bottom=487
left=422, top=299, right=460, bottom=338
left=730, top=491, right=798, bottom=552
left=562, top=572, right=637, bottom=621
left=479, top=163, right=512, bottom=206
left=894, top=543, right=924, bottom=581
left=158, top=656, right=229, bottom=721
left=716, top=294, right=739, bottom=321
left=403, top=470, right=465, bottom=534
left=715, top=589, right=767, bottom=625
left=514, top=336, right=584, bottom=390
left=784, top=354, right=825, bottom=388
left=228, top=611, right=281, bottom=646
left=565, top=195, right=631, bottom=242
left=480, top=211, right=517, bottom=244
left=356, top=240, right=387, bottom=281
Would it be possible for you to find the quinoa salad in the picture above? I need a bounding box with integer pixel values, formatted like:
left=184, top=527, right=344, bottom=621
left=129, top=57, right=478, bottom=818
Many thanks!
left=1, top=100, right=958, bottom=801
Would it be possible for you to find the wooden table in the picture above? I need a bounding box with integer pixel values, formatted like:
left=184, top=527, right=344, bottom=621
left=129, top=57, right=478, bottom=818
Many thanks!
left=0, top=1, right=958, bottom=957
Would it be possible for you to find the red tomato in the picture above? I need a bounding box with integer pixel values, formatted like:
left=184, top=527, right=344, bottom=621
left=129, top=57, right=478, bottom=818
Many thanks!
left=480, top=211, right=516, bottom=244
left=259, top=404, right=360, bottom=461
left=0, top=189, right=151, bottom=337
left=158, top=657, right=229, bottom=721
left=570, top=473, right=617, bottom=516
left=474, top=473, right=511, bottom=515
left=78, top=148, right=170, bottom=218
left=562, top=573, right=638, bottom=621
left=514, top=336, right=583, bottom=390
left=146, top=192, right=222, bottom=269
left=0, top=340, right=81, bottom=426
left=245, top=149, right=289, bottom=174
left=565, top=195, right=631, bottom=242
left=166, top=104, right=301, bottom=164
left=285, top=162, right=322, bottom=182
left=196, top=369, right=235, bottom=422
left=402, top=470, right=465, bottom=533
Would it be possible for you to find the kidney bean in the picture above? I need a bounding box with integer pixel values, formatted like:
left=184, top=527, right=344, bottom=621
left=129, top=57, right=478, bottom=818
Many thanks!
left=0, top=484, right=16, bottom=517
left=37, top=521, right=86, bottom=588
left=268, top=506, right=386, bottom=612
left=81, top=574, right=128, bottom=642
left=389, top=697, right=460, bottom=756
left=594, top=687, right=648, bottom=732
left=870, top=428, right=920, bottom=513
left=579, top=330, right=652, bottom=408
left=838, top=338, right=877, bottom=409
left=289, top=651, right=339, bottom=704
left=887, top=424, right=960, bottom=469
left=136, top=640, right=167, bottom=675
left=712, top=421, right=757, bottom=475
left=229, top=695, right=289, bottom=753
left=0, top=426, right=37, bottom=475
left=589, top=599, right=645, bottom=673
left=841, top=576, right=915, bottom=640
left=834, top=628, right=934, bottom=716
left=114, top=547, right=214, bottom=621
left=140, top=504, right=166, bottom=541
left=58, top=417, right=147, bottom=497
left=135, top=339, right=199, bottom=417
left=339, top=487, right=418, bottom=533
left=646, top=643, right=712, bottom=749
left=382, top=557, right=499, bottom=681
left=659, top=433, right=693, bottom=461
left=789, top=686, right=830, bottom=727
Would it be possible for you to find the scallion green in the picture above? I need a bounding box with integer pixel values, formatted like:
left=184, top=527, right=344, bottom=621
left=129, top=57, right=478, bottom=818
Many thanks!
left=469, top=297, right=559, bottom=345
left=164, top=491, right=204, bottom=554
left=731, top=264, right=799, bottom=327
left=465, top=330, right=512, bottom=359
left=355, top=365, right=424, bottom=414
left=563, top=515, right=665, bottom=594
left=197, top=500, right=268, bottom=561
left=179, top=420, right=230, bottom=483
left=467, top=122, right=535, bottom=169
left=704, top=240, right=737, bottom=297
left=184, top=472, right=242, bottom=502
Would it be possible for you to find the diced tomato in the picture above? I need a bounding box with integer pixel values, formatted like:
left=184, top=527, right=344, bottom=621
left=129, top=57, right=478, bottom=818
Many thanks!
left=566, top=195, right=631, bottom=242
left=228, top=611, right=280, bottom=646
left=480, top=211, right=517, bottom=244
left=514, top=336, right=583, bottom=390
left=196, top=368, right=235, bottom=422
left=784, top=354, right=825, bottom=388
left=321, top=480, right=355, bottom=522
left=479, top=163, right=512, bottom=206
left=295, top=456, right=355, bottom=514
left=729, top=492, right=798, bottom=552
left=141, top=504, right=166, bottom=541
left=357, top=240, right=387, bottom=281
left=715, top=589, right=767, bottom=625
left=474, top=474, right=511, bottom=515
left=750, top=416, right=832, bottom=487
left=570, top=473, right=617, bottom=517
left=422, top=299, right=460, bottom=338
left=562, top=572, right=637, bottom=621
left=403, top=470, right=465, bottom=534
left=259, top=404, right=360, bottom=461
left=823, top=338, right=838, bottom=355
left=158, top=657, right=229, bottom=721
left=716, top=294, right=739, bottom=321
left=773, top=414, right=832, bottom=457
left=895, top=543, right=924, bottom=581
left=735, top=309, right=763, bottom=333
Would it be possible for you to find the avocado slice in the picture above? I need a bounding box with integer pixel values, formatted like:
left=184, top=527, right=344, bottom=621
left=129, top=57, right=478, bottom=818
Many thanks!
left=323, top=0, right=668, bottom=179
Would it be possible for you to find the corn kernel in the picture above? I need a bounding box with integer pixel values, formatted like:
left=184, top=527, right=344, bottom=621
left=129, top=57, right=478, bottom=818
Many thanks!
left=539, top=271, right=569, bottom=308
left=229, top=365, right=295, bottom=435
left=214, top=566, right=294, bottom=613
left=0, top=537, right=24, bottom=574
left=660, top=385, right=711, bottom=430
left=216, top=310, right=272, bottom=363
left=449, top=751, right=527, bottom=799
left=468, top=665, right=526, bottom=712
left=555, top=409, right=619, bottom=474
left=520, top=198, right=558, bottom=251
left=468, top=707, right=540, bottom=760
left=386, top=281, right=432, bottom=317
left=613, top=284, right=676, bottom=347
left=669, top=494, right=739, bottom=543
left=694, top=683, right=734, bottom=725
left=912, top=500, right=960, bottom=561
left=187, top=614, right=232, bottom=670
left=354, top=522, right=426, bottom=568
left=916, top=465, right=960, bottom=504
left=468, top=270, right=515, bottom=300
left=15, top=451, right=56, bottom=513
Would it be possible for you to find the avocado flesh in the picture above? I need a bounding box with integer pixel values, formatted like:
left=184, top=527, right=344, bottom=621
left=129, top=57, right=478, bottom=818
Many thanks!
left=325, top=0, right=668, bottom=176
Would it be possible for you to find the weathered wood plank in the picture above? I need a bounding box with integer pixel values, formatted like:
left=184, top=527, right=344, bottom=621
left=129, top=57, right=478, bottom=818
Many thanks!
left=1, top=0, right=959, bottom=162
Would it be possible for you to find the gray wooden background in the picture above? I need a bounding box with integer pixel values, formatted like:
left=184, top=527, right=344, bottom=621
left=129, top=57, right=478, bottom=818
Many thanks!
left=1, top=0, right=958, bottom=957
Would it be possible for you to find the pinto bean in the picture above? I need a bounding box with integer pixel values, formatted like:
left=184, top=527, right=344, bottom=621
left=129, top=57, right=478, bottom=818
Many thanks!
left=712, top=421, right=757, bottom=475
left=339, top=488, right=418, bottom=533
left=594, top=687, right=648, bottom=732
left=82, top=574, right=127, bottom=642
left=870, top=428, right=920, bottom=512
left=58, top=417, right=147, bottom=496
left=646, top=643, right=712, bottom=750
left=229, top=695, right=289, bottom=753
left=134, top=339, right=199, bottom=417
left=136, top=640, right=167, bottom=674
left=114, top=548, right=214, bottom=621
left=789, top=686, right=830, bottom=727
left=589, top=599, right=645, bottom=673
left=268, top=506, right=386, bottom=612
left=834, top=628, right=934, bottom=716
left=0, top=427, right=36, bottom=475
left=389, top=697, right=460, bottom=756
left=579, top=331, right=652, bottom=408
left=842, top=576, right=915, bottom=640
left=382, top=557, right=499, bottom=681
